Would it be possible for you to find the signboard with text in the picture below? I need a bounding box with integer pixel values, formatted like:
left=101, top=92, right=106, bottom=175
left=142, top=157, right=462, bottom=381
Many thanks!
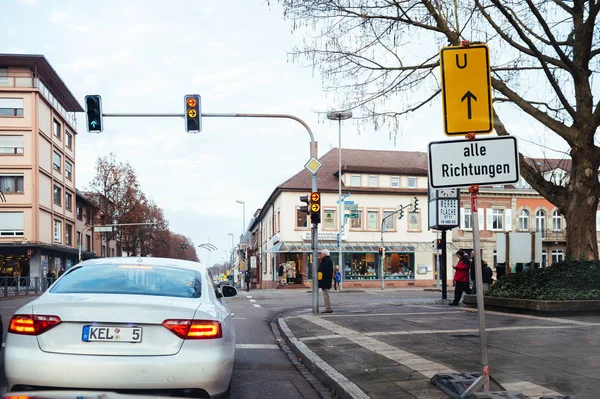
left=428, top=136, right=520, bottom=188
left=428, top=187, right=460, bottom=230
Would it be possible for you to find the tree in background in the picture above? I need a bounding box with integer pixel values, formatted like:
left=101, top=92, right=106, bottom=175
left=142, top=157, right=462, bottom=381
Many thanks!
left=276, top=0, right=600, bottom=259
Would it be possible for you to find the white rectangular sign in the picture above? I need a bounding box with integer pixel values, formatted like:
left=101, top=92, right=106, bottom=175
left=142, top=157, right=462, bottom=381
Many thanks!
left=428, top=136, right=519, bottom=188
left=94, top=226, right=113, bottom=233
left=438, top=199, right=459, bottom=226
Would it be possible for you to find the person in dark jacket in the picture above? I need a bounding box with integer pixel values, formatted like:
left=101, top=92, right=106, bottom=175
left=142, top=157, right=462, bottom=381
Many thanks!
left=317, top=249, right=334, bottom=313
left=450, top=250, right=471, bottom=306
left=244, top=270, right=251, bottom=292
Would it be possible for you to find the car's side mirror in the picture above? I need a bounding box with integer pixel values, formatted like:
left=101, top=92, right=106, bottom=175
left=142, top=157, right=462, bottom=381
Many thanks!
left=222, top=285, right=238, bottom=297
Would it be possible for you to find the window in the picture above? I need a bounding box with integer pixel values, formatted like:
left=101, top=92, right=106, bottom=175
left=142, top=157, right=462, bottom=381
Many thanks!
left=367, top=210, right=379, bottom=230
left=351, top=175, right=361, bottom=186
left=323, top=209, right=336, bottom=229
left=76, top=204, right=83, bottom=221
left=408, top=177, right=417, bottom=188
left=86, top=209, right=91, bottom=224
left=368, top=175, right=378, bottom=187
left=277, top=211, right=281, bottom=232
left=0, top=67, right=7, bottom=84
left=536, top=210, right=547, bottom=238
left=0, top=135, right=24, bottom=154
left=542, top=250, right=548, bottom=268
left=53, top=185, right=62, bottom=205
left=492, top=209, right=504, bottom=230
left=408, top=212, right=420, bottom=231
left=296, top=208, right=308, bottom=228
left=350, top=210, right=363, bottom=229
left=77, top=232, right=81, bottom=248
left=552, top=249, right=564, bottom=264
left=66, top=224, right=72, bottom=246
left=53, top=151, right=61, bottom=172
left=0, top=212, right=24, bottom=236
left=86, top=235, right=91, bottom=251
left=391, top=176, right=400, bottom=188
left=101, top=245, right=106, bottom=257
left=53, top=119, right=61, bottom=139
left=65, top=131, right=73, bottom=149
left=0, top=98, right=24, bottom=117
left=383, top=210, right=395, bottom=231
left=519, top=209, right=530, bottom=231
left=50, top=264, right=202, bottom=298
left=65, top=192, right=73, bottom=211
left=0, top=175, right=24, bottom=193
left=65, top=161, right=72, bottom=180
left=552, top=210, right=562, bottom=231
left=463, top=208, right=472, bottom=229
left=111, top=248, right=115, bottom=257
left=54, top=219, right=62, bottom=243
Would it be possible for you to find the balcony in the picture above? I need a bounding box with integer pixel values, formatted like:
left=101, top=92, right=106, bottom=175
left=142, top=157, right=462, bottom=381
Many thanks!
left=0, top=72, right=77, bottom=129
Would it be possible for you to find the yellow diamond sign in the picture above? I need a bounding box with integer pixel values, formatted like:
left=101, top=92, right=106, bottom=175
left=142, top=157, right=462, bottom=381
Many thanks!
left=304, top=157, right=323, bottom=175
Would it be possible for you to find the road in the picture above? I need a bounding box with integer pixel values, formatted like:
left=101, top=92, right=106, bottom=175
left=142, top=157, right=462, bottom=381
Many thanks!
left=0, top=288, right=442, bottom=398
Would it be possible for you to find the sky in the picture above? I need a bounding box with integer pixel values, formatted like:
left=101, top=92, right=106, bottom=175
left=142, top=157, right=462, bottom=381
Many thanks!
left=1, top=0, right=571, bottom=265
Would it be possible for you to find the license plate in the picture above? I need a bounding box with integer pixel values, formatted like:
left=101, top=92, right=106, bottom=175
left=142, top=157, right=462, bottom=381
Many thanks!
left=82, top=326, right=142, bottom=343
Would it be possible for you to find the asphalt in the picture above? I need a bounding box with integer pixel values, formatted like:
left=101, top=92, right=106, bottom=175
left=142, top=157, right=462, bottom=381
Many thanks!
left=278, top=299, right=600, bottom=399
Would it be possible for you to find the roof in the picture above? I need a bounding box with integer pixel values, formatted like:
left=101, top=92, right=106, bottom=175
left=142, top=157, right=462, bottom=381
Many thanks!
left=79, top=257, right=205, bottom=269
left=280, top=148, right=429, bottom=191
left=0, top=53, right=83, bottom=112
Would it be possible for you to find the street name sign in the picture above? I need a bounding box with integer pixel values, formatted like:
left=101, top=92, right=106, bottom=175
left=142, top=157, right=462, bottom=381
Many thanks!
left=440, top=44, right=493, bottom=136
left=94, top=226, right=113, bottom=233
left=428, top=136, right=519, bottom=188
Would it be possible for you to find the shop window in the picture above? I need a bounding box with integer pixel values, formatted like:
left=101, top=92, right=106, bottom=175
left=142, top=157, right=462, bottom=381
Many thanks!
left=323, top=209, right=336, bottom=229
left=0, top=135, right=24, bottom=154
left=383, top=210, right=395, bottom=230
left=0, top=175, right=24, bottom=193
left=383, top=253, right=415, bottom=279
left=296, top=208, right=308, bottom=228
left=367, top=210, right=379, bottom=230
left=345, top=253, right=378, bottom=279
left=408, top=212, right=420, bottom=231
left=350, top=210, right=363, bottom=229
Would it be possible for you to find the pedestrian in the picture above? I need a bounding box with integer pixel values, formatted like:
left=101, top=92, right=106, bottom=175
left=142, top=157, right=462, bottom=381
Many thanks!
left=317, top=249, right=334, bottom=313
left=482, top=261, right=494, bottom=290
left=244, top=270, right=251, bottom=292
left=450, top=250, right=471, bottom=306
left=278, top=264, right=285, bottom=286
left=58, top=267, right=65, bottom=277
left=333, top=265, right=341, bottom=291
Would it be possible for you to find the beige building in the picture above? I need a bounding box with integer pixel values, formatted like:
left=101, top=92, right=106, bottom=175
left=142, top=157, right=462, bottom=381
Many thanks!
left=0, top=53, right=83, bottom=280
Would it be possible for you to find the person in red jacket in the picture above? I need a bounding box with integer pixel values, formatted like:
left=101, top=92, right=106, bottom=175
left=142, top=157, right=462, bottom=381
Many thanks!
left=450, top=250, right=471, bottom=306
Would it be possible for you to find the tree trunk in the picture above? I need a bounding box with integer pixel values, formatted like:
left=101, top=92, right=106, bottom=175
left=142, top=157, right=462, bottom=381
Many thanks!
left=565, top=149, right=600, bottom=260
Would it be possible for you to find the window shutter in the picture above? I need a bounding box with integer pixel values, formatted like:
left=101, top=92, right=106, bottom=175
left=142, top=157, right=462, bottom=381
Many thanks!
left=0, top=212, right=24, bottom=230
left=486, top=208, right=493, bottom=231
left=505, top=209, right=512, bottom=231
left=460, top=208, right=466, bottom=229
left=478, top=210, right=485, bottom=231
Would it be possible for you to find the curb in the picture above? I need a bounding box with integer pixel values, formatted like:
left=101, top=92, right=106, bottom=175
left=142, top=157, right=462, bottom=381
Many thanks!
left=278, top=316, right=369, bottom=399
left=306, top=290, right=366, bottom=294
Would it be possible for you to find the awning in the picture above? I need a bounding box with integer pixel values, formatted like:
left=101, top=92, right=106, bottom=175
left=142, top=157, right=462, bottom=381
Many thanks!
left=270, top=241, right=458, bottom=253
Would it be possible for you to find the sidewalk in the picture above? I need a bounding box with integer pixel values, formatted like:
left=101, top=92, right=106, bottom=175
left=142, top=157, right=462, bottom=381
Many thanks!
left=277, top=301, right=600, bottom=398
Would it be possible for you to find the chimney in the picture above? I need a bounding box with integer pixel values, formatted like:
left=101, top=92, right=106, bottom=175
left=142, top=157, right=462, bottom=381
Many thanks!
left=311, top=141, right=319, bottom=158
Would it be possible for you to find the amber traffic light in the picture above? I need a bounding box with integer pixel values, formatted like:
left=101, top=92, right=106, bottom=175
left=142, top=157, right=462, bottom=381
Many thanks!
left=184, top=94, right=201, bottom=133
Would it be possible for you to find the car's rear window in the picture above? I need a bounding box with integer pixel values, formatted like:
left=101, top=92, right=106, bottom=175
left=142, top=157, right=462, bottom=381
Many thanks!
left=50, top=264, right=202, bottom=298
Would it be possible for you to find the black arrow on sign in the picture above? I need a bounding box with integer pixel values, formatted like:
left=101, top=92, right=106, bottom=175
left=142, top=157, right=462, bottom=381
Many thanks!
left=461, top=91, right=477, bottom=119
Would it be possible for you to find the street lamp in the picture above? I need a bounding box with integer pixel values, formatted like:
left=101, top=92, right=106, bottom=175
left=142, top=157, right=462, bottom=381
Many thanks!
left=327, top=110, right=352, bottom=289
left=235, top=200, right=246, bottom=242
left=198, top=242, right=217, bottom=266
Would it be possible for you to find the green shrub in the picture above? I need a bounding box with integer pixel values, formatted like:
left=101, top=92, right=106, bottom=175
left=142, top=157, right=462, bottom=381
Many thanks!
left=486, top=260, right=600, bottom=300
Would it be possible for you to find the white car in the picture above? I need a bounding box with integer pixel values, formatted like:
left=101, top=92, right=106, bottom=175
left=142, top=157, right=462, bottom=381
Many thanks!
left=4, top=257, right=237, bottom=398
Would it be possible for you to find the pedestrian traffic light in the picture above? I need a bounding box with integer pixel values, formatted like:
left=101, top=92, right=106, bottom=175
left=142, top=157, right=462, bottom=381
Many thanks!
left=310, top=192, right=321, bottom=224
left=184, top=94, right=202, bottom=133
left=436, top=239, right=442, bottom=249
left=299, top=195, right=310, bottom=215
left=84, top=95, right=103, bottom=133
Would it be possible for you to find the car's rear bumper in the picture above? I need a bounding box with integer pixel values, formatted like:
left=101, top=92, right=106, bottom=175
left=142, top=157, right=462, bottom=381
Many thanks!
left=4, top=334, right=234, bottom=397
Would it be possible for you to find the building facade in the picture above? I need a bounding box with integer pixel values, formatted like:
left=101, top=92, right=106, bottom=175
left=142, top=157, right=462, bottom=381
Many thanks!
left=248, top=148, right=457, bottom=289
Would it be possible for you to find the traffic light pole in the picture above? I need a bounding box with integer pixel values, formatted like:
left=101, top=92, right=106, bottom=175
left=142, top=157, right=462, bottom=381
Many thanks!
left=100, top=110, right=321, bottom=315
left=441, top=229, right=448, bottom=300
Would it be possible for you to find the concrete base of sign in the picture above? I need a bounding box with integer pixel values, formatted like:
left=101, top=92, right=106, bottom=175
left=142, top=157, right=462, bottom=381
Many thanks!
left=430, top=372, right=510, bottom=398
left=462, top=294, right=600, bottom=312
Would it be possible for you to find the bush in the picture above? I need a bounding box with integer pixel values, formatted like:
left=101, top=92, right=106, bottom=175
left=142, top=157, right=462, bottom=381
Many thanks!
left=486, top=260, right=600, bottom=300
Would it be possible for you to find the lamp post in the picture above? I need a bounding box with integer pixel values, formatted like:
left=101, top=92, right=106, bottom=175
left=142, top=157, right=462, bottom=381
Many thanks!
left=235, top=200, right=246, bottom=242
left=327, top=110, right=352, bottom=290
left=198, top=242, right=217, bottom=266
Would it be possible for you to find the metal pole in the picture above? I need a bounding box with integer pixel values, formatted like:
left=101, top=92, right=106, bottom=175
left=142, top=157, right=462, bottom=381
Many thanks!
left=436, top=230, right=440, bottom=288
left=441, top=229, right=448, bottom=300
left=338, top=119, right=343, bottom=290
left=381, top=222, right=385, bottom=290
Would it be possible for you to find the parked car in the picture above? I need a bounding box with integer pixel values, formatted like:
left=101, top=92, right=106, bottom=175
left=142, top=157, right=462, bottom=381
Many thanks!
left=4, top=257, right=237, bottom=398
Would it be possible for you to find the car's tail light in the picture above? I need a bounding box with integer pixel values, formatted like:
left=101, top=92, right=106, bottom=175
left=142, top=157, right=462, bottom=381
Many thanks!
left=9, top=314, right=62, bottom=335
left=162, top=319, right=222, bottom=339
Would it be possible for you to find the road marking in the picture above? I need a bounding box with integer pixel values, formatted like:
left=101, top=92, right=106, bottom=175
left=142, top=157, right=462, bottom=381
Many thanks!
left=467, top=308, right=600, bottom=326
left=253, top=304, right=261, bottom=308
left=233, top=317, right=247, bottom=320
left=320, top=311, right=463, bottom=318
left=246, top=295, right=253, bottom=298
left=236, top=344, right=279, bottom=349
left=249, top=299, right=256, bottom=302
left=298, top=315, right=564, bottom=397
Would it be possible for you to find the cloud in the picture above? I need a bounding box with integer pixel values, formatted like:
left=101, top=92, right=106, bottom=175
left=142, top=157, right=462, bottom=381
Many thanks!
left=8, top=28, right=18, bottom=36
left=19, top=0, right=37, bottom=5
left=50, top=11, right=69, bottom=24
left=67, top=24, right=89, bottom=33
left=6, top=48, right=26, bottom=54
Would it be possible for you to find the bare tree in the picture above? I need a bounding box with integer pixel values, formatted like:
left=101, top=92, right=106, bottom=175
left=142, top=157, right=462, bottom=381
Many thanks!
left=276, top=0, right=600, bottom=259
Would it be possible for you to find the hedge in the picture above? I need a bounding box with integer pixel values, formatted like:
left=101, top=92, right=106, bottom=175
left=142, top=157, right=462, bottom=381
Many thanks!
left=486, top=260, right=600, bottom=300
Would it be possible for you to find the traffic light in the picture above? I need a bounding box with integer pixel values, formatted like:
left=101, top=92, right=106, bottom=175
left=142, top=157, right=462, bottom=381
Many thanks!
left=310, top=192, right=321, bottom=224
left=84, top=95, right=103, bottom=133
left=413, top=196, right=419, bottom=212
left=299, top=195, right=310, bottom=215
left=436, top=239, right=442, bottom=249
left=398, top=207, right=405, bottom=219
left=184, top=94, right=201, bottom=133
left=378, top=247, right=383, bottom=255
